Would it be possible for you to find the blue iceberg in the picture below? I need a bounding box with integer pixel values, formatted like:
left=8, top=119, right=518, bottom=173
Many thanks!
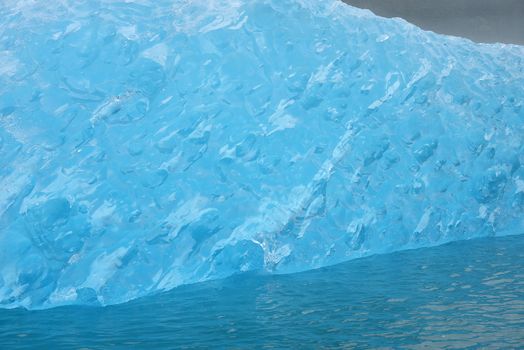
left=0, top=0, right=523, bottom=309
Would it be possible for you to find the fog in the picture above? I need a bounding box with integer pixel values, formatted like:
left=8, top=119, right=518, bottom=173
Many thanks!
left=343, top=0, right=524, bottom=45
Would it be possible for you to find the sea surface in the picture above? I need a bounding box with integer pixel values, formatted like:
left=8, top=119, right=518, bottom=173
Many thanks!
left=1, top=234, right=523, bottom=349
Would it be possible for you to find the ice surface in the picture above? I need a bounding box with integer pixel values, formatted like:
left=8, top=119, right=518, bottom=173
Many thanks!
left=0, top=0, right=523, bottom=309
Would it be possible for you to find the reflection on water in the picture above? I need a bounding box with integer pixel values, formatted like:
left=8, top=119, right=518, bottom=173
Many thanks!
left=1, top=234, right=523, bottom=349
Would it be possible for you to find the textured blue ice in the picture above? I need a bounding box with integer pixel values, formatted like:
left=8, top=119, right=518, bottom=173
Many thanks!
left=0, top=0, right=523, bottom=309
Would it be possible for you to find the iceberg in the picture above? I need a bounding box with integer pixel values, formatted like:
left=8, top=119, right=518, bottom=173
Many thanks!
left=0, top=0, right=523, bottom=309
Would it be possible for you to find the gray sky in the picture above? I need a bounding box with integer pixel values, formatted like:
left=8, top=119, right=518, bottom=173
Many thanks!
left=342, top=0, right=524, bottom=45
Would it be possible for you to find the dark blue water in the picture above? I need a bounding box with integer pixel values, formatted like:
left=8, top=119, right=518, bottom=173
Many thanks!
left=1, top=234, right=523, bottom=349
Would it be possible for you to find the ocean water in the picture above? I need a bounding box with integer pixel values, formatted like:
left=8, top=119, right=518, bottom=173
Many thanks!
left=1, top=234, right=523, bottom=349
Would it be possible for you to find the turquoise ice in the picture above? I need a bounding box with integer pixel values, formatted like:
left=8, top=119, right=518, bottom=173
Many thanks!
left=0, top=0, right=523, bottom=309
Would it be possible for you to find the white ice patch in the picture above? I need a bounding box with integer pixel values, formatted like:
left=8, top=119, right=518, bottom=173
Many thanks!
left=268, top=114, right=298, bottom=135
left=0, top=51, right=19, bottom=77
left=478, top=205, right=488, bottom=219
left=515, top=179, right=524, bottom=194
left=171, top=0, right=244, bottom=34
left=118, top=25, right=139, bottom=40
left=91, top=200, right=117, bottom=227
left=48, top=287, right=78, bottom=305
left=141, top=43, right=169, bottom=66
left=265, top=244, right=291, bottom=267
left=267, top=99, right=298, bottom=135
left=229, top=15, right=248, bottom=30
left=64, top=22, right=81, bottom=35
left=414, top=208, right=432, bottom=234
left=376, top=34, right=389, bottom=43
left=164, top=196, right=213, bottom=240
left=368, top=73, right=401, bottom=110
left=81, top=247, right=130, bottom=292
left=406, top=59, right=431, bottom=89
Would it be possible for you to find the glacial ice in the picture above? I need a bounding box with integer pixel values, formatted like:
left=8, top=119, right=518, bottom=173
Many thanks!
left=0, top=0, right=523, bottom=309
